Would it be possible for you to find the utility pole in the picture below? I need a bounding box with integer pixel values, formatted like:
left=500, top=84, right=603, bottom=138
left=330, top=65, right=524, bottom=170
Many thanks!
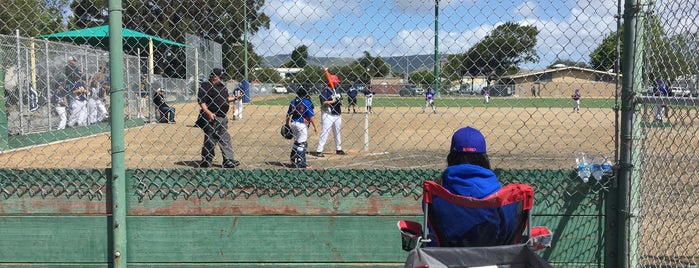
left=433, top=0, right=440, bottom=96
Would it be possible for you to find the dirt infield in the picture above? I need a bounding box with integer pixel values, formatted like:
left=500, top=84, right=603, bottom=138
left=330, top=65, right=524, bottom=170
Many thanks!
left=0, top=97, right=617, bottom=170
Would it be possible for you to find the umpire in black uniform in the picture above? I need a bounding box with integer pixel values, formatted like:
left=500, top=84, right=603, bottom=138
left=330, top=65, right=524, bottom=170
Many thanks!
left=195, top=68, right=240, bottom=168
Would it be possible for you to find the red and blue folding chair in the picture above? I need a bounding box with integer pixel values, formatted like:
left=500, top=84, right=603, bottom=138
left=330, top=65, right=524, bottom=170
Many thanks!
left=398, top=180, right=552, bottom=267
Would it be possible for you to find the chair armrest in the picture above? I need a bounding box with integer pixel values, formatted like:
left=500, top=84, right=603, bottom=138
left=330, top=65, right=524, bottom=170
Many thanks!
left=527, top=226, right=553, bottom=251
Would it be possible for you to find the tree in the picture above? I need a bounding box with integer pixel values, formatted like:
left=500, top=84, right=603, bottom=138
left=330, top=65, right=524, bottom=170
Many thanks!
left=1, top=0, right=68, bottom=36
left=444, top=22, right=539, bottom=79
left=548, top=59, right=589, bottom=69
left=69, top=0, right=107, bottom=28
left=668, top=32, right=699, bottom=77
left=289, top=51, right=392, bottom=86
left=250, top=67, right=283, bottom=84
left=589, top=15, right=696, bottom=82
left=409, top=70, right=435, bottom=87
left=589, top=30, right=620, bottom=72
left=440, top=54, right=463, bottom=83
left=294, top=65, right=326, bottom=84
left=282, top=45, right=308, bottom=68
left=339, top=51, right=391, bottom=84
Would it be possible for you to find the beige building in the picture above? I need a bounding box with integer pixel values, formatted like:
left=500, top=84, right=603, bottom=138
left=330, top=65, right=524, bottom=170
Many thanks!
left=367, top=66, right=622, bottom=98
left=504, top=66, right=622, bottom=98
left=369, top=77, right=406, bottom=94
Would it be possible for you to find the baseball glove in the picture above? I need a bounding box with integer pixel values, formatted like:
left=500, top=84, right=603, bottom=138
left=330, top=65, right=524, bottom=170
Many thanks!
left=280, top=124, right=294, bottom=139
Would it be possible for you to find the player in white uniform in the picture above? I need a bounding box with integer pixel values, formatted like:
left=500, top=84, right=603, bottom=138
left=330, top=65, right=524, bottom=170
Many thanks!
left=483, top=87, right=490, bottom=103
left=67, top=81, right=89, bottom=127
left=315, top=85, right=345, bottom=157
left=87, top=79, right=108, bottom=124
left=365, top=90, right=374, bottom=114
left=232, top=86, right=244, bottom=120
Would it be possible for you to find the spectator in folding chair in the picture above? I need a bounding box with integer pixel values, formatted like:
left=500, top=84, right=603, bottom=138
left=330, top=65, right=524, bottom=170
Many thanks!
left=399, top=126, right=551, bottom=250
left=429, top=126, right=517, bottom=247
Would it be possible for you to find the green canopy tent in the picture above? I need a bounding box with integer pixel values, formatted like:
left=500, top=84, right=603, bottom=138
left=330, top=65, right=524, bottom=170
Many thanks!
left=39, top=25, right=185, bottom=49
left=40, top=25, right=185, bottom=81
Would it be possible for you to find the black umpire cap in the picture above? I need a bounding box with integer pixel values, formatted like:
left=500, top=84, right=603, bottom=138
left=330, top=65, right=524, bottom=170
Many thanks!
left=210, top=68, right=224, bottom=78
left=296, top=87, right=308, bottom=98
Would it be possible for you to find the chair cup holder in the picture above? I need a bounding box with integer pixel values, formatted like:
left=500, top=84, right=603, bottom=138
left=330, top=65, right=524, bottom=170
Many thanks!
left=400, top=229, right=419, bottom=251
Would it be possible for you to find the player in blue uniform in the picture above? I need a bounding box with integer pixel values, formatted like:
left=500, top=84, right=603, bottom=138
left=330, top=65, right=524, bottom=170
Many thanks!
left=423, top=87, right=436, bottom=114
left=653, top=79, right=668, bottom=122
left=286, top=88, right=318, bottom=169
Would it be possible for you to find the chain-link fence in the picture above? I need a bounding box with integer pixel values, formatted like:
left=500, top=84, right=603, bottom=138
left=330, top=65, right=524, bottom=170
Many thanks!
left=0, top=34, right=144, bottom=134
left=630, top=1, right=699, bottom=267
left=0, top=0, right=697, bottom=266
left=1, top=0, right=622, bottom=172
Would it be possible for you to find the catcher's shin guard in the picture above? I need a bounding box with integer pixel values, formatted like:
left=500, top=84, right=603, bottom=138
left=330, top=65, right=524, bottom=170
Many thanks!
left=290, top=141, right=308, bottom=168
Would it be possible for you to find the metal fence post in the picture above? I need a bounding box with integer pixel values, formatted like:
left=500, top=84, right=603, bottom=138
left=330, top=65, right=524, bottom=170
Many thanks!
left=109, top=1, right=128, bottom=267
left=0, top=45, right=7, bottom=150
left=619, top=0, right=648, bottom=267
left=44, top=39, right=52, bottom=130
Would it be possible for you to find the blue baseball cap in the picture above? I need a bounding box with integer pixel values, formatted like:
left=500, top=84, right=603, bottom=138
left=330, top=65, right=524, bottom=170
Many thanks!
left=450, top=126, right=486, bottom=153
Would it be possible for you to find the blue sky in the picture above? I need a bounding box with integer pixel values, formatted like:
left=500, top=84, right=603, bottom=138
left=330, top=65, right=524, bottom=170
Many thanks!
left=249, top=0, right=621, bottom=70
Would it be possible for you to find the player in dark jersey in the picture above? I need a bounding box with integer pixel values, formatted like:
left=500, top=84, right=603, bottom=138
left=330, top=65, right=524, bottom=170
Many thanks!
left=347, top=85, right=359, bottom=113
left=572, top=89, right=581, bottom=113
left=315, top=84, right=345, bottom=157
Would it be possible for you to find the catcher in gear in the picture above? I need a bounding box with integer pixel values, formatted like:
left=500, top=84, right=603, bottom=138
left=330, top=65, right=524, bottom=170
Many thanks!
left=281, top=124, right=293, bottom=139
left=285, top=88, right=318, bottom=169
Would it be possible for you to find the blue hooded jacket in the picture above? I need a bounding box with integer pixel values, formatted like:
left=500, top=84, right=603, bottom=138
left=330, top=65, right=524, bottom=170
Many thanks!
left=427, top=164, right=518, bottom=247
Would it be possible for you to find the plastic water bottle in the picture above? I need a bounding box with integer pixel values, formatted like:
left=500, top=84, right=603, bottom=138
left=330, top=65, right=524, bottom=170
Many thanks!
left=575, top=152, right=591, bottom=183
left=591, top=155, right=604, bottom=181
left=601, top=157, right=613, bottom=174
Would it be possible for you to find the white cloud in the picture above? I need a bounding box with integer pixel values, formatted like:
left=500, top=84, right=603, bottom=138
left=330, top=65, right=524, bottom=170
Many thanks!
left=264, top=0, right=332, bottom=25
left=514, top=1, right=537, bottom=18
left=250, top=22, right=314, bottom=56
left=514, top=0, right=617, bottom=67
left=392, top=0, right=478, bottom=13
left=254, top=0, right=696, bottom=70
left=250, top=21, right=379, bottom=59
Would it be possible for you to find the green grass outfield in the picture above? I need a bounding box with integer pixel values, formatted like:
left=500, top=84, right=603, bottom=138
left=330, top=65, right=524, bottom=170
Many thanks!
left=252, top=95, right=619, bottom=109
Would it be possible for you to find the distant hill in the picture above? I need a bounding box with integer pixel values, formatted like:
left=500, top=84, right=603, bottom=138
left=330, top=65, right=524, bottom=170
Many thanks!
left=382, top=55, right=435, bottom=74
left=262, top=54, right=437, bottom=74
left=262, top=55, right=355, bottom=69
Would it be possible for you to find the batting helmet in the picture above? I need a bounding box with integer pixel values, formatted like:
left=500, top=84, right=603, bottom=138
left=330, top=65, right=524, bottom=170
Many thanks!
left=281, top=124, right=294, bottom=139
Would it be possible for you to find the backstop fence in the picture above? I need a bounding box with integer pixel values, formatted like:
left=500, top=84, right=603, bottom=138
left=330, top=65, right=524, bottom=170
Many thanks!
left=0, top=0, right=697, bottom=267
left=0, top=34, right=144, bottom=134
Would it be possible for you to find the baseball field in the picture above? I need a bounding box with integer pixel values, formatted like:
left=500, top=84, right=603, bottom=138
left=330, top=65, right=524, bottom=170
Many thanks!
left=0, top=95, right=620, bottom=170
left=1, top=94, right=697, bottom=264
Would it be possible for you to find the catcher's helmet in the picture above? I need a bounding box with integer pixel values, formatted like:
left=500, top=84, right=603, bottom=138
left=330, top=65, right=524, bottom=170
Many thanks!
left=281, top=124, right=294, bottom=139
